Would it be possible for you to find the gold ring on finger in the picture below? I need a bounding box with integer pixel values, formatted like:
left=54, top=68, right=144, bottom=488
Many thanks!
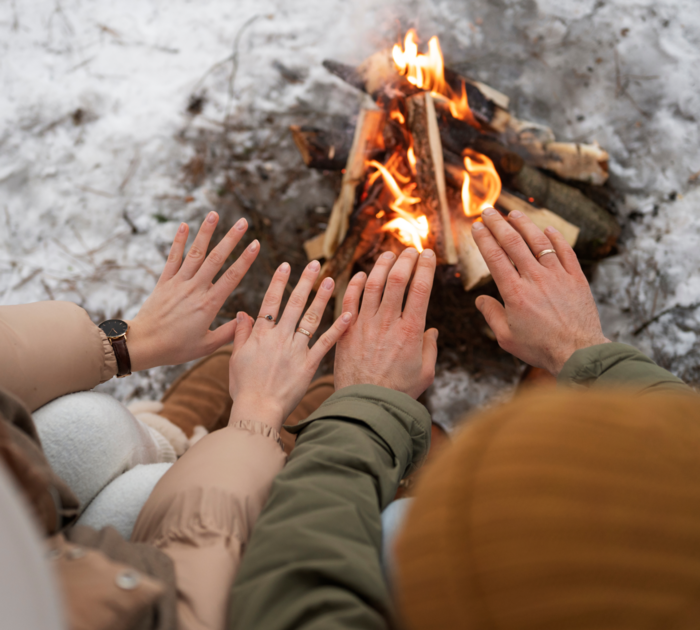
left=536, top=248, right=557, bottom=260
left=296, top=327, right=312, bottom=338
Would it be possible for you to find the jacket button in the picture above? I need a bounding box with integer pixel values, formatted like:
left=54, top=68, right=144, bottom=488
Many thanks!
left=115, top=570, right=141, bottom=590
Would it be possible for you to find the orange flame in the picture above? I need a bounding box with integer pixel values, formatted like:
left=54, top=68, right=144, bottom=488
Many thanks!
left=368, top=158, right=428, bottom=251
left=461, top=149, right=501, bottom=217
left=393, top=29, right=479, bottom=128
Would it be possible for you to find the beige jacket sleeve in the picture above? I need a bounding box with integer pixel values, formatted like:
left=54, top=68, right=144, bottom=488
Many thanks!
left=0, top=301, right=117, bottom=412
left=131, top=420, right=287, bottom=630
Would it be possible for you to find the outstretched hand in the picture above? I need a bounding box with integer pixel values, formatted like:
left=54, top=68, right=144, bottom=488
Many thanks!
left=228, top=260, right=352, bottom=431
left=127, top=211, right=259, bottom=371
left=334, top=248, right=438, bottom=399
left=472, top=207, right=609, bottom=375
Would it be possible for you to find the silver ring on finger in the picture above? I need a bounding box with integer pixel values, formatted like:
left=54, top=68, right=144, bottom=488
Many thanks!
left=257, top=314, right=276, bottom=323
left=536, top=248, right=557, bottom=261
left=296, top=327, right=312, bottom=338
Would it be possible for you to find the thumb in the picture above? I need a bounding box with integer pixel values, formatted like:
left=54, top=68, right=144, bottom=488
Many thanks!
left=475, top=296, right=509, bottom=342
left=419, top=328, right=439, bottom=391
left=231, top=311, right=253, bottom=356
left=206, top=317, right=238, bottom=350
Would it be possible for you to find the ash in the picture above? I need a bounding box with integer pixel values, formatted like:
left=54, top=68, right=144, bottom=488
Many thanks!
left=1, top=0, right=698, bottom=428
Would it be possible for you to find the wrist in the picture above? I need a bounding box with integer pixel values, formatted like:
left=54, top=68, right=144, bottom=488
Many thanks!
left=229, top=396, right=287, bottom=431
left=551, top=335, right=611, bottom=375
left=124, top=318, right=161, bottom=372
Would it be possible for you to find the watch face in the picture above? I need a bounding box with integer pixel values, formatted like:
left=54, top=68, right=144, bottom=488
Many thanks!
left=99, top=319, right=128, bottom=338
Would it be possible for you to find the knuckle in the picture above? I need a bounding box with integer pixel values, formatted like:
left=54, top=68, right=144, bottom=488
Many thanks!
left=187, top=245, right=205, bottom=260
left=410, top=279, right=431, bottom=298
left=207, top=249, right=225, bottom=267
left=287, top=292, right=306, bottom=309
left=304, top=310, right=320, bottom=325
left=364, top=279, right=384, bottom=294
left=387, top=272, right=407, bottom=288
left=224, top=264, right=241, bottom=283
left=402, top=320, right=422, bottom=338
left=502, top=233, right=524, bottom=249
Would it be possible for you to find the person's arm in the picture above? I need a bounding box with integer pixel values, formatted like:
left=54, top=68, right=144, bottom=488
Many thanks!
left=558, top=342, right=688, bottom=393
left=0, top=301, right=118, bottom=412
left=230, top=247, right=439, bottom=630
left=471, top=208, right=689, bottom=390
left=229, top=386, right=431, bottom=630
left=0, top=212, right=260, bottom=411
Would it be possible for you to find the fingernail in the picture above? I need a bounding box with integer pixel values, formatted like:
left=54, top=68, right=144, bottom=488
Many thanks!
left=237, top=311, right=247, bottom=323
left=472, top=222, right=485, bottom=231
left=309, top=260, right=321, bottom=272
left=279, top=262, right=290, bottom=273
left=482, top=207, right=496, bottom=217
left=247, top=240, right=259, bottom=253
left=382, top=251, right=395, bottom=260
left=322, top=277, right=333, bottom=290
left=235, top=217, right=247, bottom=230
left=509, top=210, right=523, bottom=219
left=545, top=226, right=558, bottom=234
left=475, top=297, right=484, bottom=310
left=207, top=211, right=218, bottom=223
left=178, top=222, right=187, bottom=233
left=421, top=248, right=435, bottom=258
left=404, top=247, right=417, bottom=255
left=342, top=312, right=352, bottom=322
left=433, top=329, right=439, bottom=341
left=352, top=271, right=366, bottom=282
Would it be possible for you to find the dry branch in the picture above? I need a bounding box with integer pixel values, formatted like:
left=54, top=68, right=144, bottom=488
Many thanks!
left=323, top=107, right=385, bottom=259
left=290, top=125, right=353, bottom=170
left=406, top=92, right=458, bottom=265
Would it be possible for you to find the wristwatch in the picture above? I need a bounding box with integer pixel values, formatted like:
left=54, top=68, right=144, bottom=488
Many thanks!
left=98, top=319, right=132, bottom=378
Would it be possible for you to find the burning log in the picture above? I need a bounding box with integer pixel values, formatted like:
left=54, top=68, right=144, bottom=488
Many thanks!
left=323, top=107, right=386, bottom=259
left=496, top=191, right=580, bottom=247
left=453, top=214, right=491, bottom=291
left=406, top=92, right=458, bottom=265
left=510, top=166, right=619, bottom=259
left=290, top=125, right=353, bottom=170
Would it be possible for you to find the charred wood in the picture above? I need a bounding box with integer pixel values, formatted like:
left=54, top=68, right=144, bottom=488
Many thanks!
left=290, top=125, right=354, bottom=170
left=406, top=92, right=458, bottom=265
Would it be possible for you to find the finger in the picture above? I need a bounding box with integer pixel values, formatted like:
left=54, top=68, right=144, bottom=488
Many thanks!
left=160, top=223, right=189, bottom=282
left=507, top=211, right=562, bottom=271
left=481, top=207, right=539, bottom=275
left=179, top=211, right=220, bottom=280
left=209, top=239, right=260, bottom=305
left=545, top=226, right=583, bottom=276
left=475, top=296, right=511, bottom=348
left=418, top=328, right=439, bottom=393
left=307, top=311, right=353, bottom=368
left=403, top=248, right=437, bottom=327
left=255, top=262, right=291, bottom=326
left=231, top=311, right=253, bottom=356
left=360, top=251, right=396, bottom=318
left=378, top=248, right=420, bottom=320
left=341, top=271, right=367, bottom=324
left=472, top=220, right=521, bottom=289
left=203, top=318, right=238, bottom=354
left=197, top=217, right=249, bottom=284
left=278, top=260, right=321, bottom=333
left=295, top=274, right=334, bottom=342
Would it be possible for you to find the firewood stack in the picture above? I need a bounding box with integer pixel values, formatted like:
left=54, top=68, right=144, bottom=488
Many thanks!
left=293, top=31, right=620, bottom=311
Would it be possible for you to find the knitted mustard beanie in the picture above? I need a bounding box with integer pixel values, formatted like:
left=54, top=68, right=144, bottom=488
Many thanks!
left=395, top=389, right=700, bottom=630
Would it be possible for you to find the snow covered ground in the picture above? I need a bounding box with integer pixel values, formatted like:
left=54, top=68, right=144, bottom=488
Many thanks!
left=1, top=0, right=699, bottom=424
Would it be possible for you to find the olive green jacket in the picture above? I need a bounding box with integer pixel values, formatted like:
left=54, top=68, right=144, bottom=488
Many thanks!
left=229, top=344, right=689, bottom=630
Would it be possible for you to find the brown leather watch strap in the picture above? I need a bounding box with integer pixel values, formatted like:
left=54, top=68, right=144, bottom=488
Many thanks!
left=111, top=337, right=132, bottom=377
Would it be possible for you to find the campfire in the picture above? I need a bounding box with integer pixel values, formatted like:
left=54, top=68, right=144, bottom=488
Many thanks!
left=291, top=30, right=620, bottom=313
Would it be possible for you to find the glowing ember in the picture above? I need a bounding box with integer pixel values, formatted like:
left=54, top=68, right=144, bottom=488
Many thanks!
left=461, top=149, right=502, bottom=217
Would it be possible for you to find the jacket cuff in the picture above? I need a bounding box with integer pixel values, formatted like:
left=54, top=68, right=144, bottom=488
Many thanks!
left=98, top=330, right=118, bottom=383
left=558, top=342, right=687, bottom=392
left=284, top=384, right=432, bottom=477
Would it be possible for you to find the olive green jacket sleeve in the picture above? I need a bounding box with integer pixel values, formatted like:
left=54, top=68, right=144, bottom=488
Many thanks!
left=228, top=384, right=432, bottom=630
left=558, top=342, right=689, bottom=393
